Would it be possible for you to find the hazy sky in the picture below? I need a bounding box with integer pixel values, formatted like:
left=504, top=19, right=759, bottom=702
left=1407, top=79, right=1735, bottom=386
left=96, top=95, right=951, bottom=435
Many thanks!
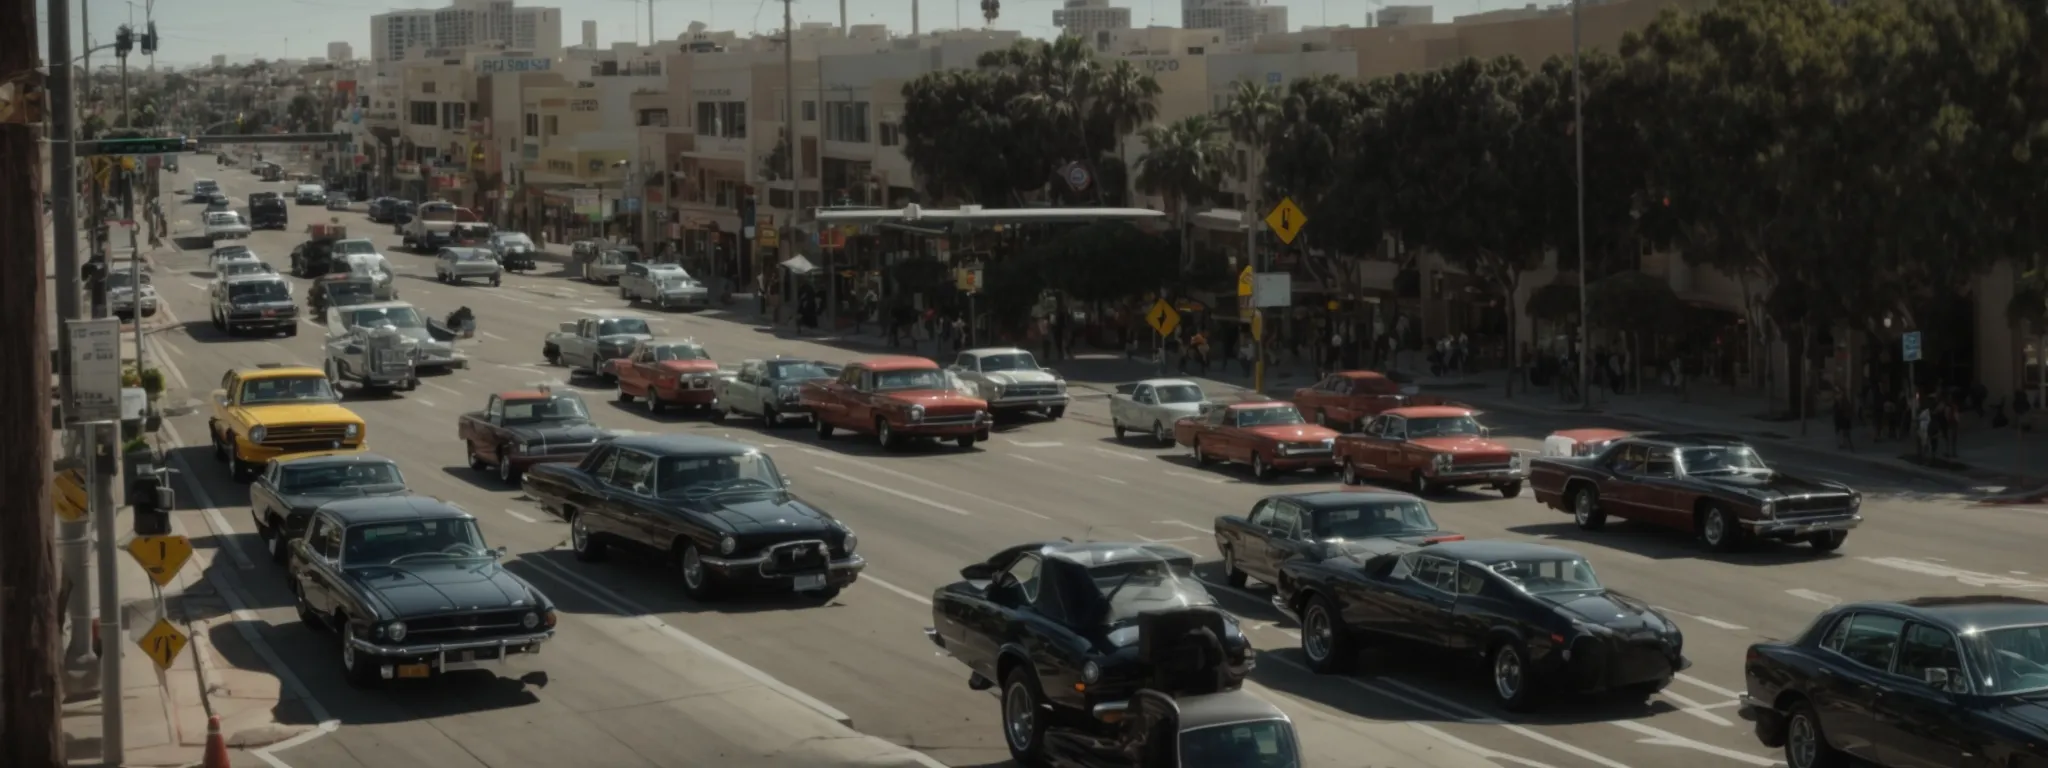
left=40, top=0, right=1508, bottom=67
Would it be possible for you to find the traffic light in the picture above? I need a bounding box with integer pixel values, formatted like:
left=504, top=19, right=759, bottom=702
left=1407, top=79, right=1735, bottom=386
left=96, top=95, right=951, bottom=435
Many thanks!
left=141, top=22, right=159, bottom=55
left=981, top=0, right=1000, bottom=22
left=115, top=25, right=134, bottom=57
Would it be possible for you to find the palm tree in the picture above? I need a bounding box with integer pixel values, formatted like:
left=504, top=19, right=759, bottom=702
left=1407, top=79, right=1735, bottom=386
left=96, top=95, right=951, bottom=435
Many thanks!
left=1135, top=115, right=1232, bottom=271
left=1217, top=80, right=1281, bottom=221
left=1095, top=59, right=1161, bottom=165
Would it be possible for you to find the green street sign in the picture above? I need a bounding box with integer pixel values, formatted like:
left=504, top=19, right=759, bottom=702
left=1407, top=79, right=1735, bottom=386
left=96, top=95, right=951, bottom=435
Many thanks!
left=82, top=137, right=188, bottom=156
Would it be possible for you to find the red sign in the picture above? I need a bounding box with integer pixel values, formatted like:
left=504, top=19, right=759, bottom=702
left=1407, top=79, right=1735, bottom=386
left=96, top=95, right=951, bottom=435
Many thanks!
left=336, top=80, right=357, bottom=92
left=354, top=154, right=367, bottom=166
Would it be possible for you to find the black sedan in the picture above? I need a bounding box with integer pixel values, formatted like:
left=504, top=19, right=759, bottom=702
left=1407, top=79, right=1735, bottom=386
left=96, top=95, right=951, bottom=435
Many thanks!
left=1214, top=490, right=1463, bottom=589
left=1739, top=596, right=2048, bottom=768
left=522, top=434, right=863, bottom=601
left=924, top=541, right=1254, bottom=764
left=1272, top=538, right=1686, bottom=711
left=289, top=497, right=556, bottom=687
left=250, top=451, right=409, bottom=566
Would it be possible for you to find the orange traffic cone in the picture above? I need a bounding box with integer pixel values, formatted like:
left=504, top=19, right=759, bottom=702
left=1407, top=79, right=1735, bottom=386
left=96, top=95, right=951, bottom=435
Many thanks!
left=202, top=715, right=231, bottom=768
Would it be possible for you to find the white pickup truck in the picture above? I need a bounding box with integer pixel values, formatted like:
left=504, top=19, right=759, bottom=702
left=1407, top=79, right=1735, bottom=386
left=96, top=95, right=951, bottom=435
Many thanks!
left=203, top=211, right=252, bottom=245
left=541, top=313, right=656, bottom=376
left=1108, top=378, right=1211, bottom=445
left=400, top=201, right=477, bottom=252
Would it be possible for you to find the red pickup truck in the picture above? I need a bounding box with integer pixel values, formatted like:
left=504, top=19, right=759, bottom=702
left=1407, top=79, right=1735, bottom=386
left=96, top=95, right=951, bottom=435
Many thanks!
left=603, top=338, right=720, bottom=414
left=800, top=356, right=990, bottom=450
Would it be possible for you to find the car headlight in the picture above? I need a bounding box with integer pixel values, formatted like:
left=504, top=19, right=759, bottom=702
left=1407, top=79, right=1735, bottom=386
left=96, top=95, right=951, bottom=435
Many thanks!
left=542, top=610, right=558, bottom=629
left=1433, top=453, right=1453, bottom=471
left=521, top=611, right=540, bottom=629
left=718, top=534, right=737, bottom=555
left=1760, top=500, right=1776, bottom=519
left=1509, top=453, right=1525, bottom=470
left=1849, top=493, right=1861, bottom=511
left=842, top=529, right=858, bottom=554
left=986, top=382, right=1004, bottom=398
left=976, top=410, right=990, bottom=423
left=777, top=385, right=796, bottom=399
left=1082, top=660, right=1101, bottom=684
left=385, top=620, right=407, bottom=642
left=249, top=426, right=267, bottom=443
left=908, top=404, right=925, bottom=423
left=344, top=423, right=360, bottom=438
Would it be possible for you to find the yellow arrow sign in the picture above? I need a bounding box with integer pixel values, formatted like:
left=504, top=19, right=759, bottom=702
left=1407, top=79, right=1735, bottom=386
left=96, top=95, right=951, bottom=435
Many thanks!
left=136, top=617, right=189, bottom=671
left=127, top=535, right=195, bottom=587
left=1238, top=265, right=1254, bottom=297
left=1264, top=197, right=1307, bottom=245
left=1145, top=298, right=1181, bottom=338
left=54, top=468, right=87, bottom=522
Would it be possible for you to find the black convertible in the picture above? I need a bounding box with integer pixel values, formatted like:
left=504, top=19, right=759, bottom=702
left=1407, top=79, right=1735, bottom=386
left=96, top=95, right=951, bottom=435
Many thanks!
left=1272, top=538, right=1687, bottom=711
left=522, top=434, right=864, bottom=600
left=1213, top=490, right=1462, bottom=590
left=289, top=497, right=556, bottom=687
left=924, top=541, right=1254, bottom=764
left=250, top=451, right=410, bottom=567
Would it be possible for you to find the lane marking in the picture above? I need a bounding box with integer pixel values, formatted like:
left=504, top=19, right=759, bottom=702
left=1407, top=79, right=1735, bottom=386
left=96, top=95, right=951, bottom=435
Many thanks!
left=1858, top=556, right=2048, bottom=590
left=1372, top=678, right=1636, bottom=768
left=1006, top=440, right=1063, bottom=448
left=423, top=380, right=463, bottom=396
left=519, top=556, right=856, bottom=727
left=501, top=507, right=539, bottom=523
left=800, top=449, right=1051, bottom=520
left=160, top=421, right=256, bottom=571
left=414, top=399, right=438, bottom=408
left=1007, top=454, right=1046, bottom=465
left=481, top=331, right=508, bottom=341
left=1675, top=673, right=1744, bottom=700
left=1156, top=520, right=1212, bottom=534
left=1163, top=470, right=1226, bottom=485
left=1094, top=475, right=1130, bottom=486
left=1652, top=606, right=1747, bottom=631
left=812, top=467, right=972, bottom=516
left=1655, top=688, right=1735, bottom=727
left=1132, top=534, right=1196, bottom=544
left=1089, top=447, right=1147, bottom=462
left=1609, top=721, right=1775, bottom=765
left=1787, top=589, right=1839, bottom=605
left=864, top=575, right=934, bottom=606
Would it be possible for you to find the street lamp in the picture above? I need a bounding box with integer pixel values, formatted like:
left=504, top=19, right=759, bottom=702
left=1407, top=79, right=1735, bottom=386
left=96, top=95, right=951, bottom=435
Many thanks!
left=1572, top=0, right=1591, bottom=409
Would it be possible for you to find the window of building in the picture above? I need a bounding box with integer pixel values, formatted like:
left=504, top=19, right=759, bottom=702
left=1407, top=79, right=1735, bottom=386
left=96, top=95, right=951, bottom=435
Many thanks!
left=695, top=102, right=717, bottom=136
left=878, top=122, right=900, bottom=148
left=524, top=113, right=538, bottom=137
left=544, top=115, right=558, bottom=136
left=714, top=180, right=737, bottom=208
left=718, top=101, right=746, bottom=138
left=638, top=108, right=669, bottom=127
left=802, top=100, right=816, bottom=121
left=422, top=81, right=437, bottom=94
left=408, top=100, right=436, bottom=126
left=441, top=102, right=467, bottom=130
left=825, top=101, right=869, bottom=143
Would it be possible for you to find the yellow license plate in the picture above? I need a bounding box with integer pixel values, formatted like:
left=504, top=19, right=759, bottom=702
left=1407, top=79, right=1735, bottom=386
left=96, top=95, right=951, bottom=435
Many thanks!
left=396, top=663, right=431, bottom=679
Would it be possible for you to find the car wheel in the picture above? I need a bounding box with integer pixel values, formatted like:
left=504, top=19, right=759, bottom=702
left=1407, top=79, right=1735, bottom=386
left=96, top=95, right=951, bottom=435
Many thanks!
left=1409, top=471, right=1432, bottom=496
left=762, top=406, right=781, bottom=427
left=569, top=511, right=607, bottom=562
left=956, top=434, right=976, bottom=450
left=678, top=542, right=719, bottom=601
left=1251, top=452, right=1274, bottom=481
left=1222, top=547, right=1248, bottom=588
left=1498, top=481, right=1523, bottom=499
left=1784, top=701, right=1846, bottom=768
left=814, top=416, right=833, bottom=439
left=711, top=403, right=729, bottom=422
left=617, top=386, right=635, bottom=403
left=1154, top=421, right=1171, bottom=446
left=1807, top=531, right=1847, bottom=553
left=1192, top=438, right=1211, bottom=465
left=1000, top=668, right=1048, bottom=764
left=647, top=396, right=664, bottom=415
left=1491, top=640, right=1540, bottom=712
left=490, top=276, right=501, bottom=287
left=1047, top=405, right=1065, bottom=419
left=1572, top=486, right=1607, bottom=530
left=341, top=622, right=380, bottom=688
left=620, top=285, right=630, bottom=300
left=1700, top=505, right=1742, bottom=551
left=1341, top=459, right=1360, bottom=486
left=211, top=424, right=229, bottom=462
left=1112, top=420, right=1125, bottom=440
left=266, top=518, right=289, bottom=564
left=543, top=344, right=560, bottom=365
left=877, top=420, right=899, bottom=451
left=228, top=439, right=256, bottom=481
left=498, top=454, right=519, bottom=485
left=1300, top=595, right=1354, bottom=674
left=467, top=443, right=486, bottom=471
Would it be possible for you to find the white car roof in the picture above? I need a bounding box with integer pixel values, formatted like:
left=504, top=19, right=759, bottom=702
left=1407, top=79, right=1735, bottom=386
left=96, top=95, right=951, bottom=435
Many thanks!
left=1135, top=378, right=1201, bottom=388
left=205, top=211, right=241, bottom=222
left=963, top=347, right=1030, bottom=357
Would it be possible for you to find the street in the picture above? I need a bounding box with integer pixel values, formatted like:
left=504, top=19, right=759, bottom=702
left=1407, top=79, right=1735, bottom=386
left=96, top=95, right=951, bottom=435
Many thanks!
left=137, top=162, right=2048, bottom=768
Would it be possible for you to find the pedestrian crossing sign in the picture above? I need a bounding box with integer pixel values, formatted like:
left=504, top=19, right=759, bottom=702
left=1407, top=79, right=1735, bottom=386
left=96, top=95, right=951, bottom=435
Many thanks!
left=137, top=617, right=188, bottom=671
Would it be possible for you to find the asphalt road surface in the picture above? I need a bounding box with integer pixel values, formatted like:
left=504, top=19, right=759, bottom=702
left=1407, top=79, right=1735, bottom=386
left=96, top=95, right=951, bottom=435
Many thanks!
left=139, top=164, right=2047, bottom=768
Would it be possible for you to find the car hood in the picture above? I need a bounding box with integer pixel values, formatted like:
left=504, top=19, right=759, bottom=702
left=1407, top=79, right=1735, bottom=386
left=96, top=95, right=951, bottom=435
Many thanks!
left=698, top=493, right=838, bottom=535
left=1541, top=590, right=1671, bottom=636
left=984, top=370, right=1060, bottom=385
left=1242, top=424, right=1340, bottom=441
left=346, top=560, right=540, bottom=619
left=1691, top=471, right=1852, bottom=499
left=1408, top=436, right=1513, bottom=454
left=1993, top=700, right=2048, bottom=733
left=659, top=360, right=718, bottom=374
left=280, top=485, right=409, bottom=510
left=878, top=389, right=988, bottom=408
left=502, top=421, right=609, bottom=444
left=599, top=333, right=654, bottom=344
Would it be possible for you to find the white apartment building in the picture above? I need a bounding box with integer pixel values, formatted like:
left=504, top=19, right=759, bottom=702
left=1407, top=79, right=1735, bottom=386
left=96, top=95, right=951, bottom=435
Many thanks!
left=1053, top=0, right=1134, bottom=39
left=328, top=42, right=354, bottom=62
left=1182, top=0, right=1288, bottom=44
left=1374, top=5, right=1434, bottom=26
left=371, top=0, right=564, bottom=62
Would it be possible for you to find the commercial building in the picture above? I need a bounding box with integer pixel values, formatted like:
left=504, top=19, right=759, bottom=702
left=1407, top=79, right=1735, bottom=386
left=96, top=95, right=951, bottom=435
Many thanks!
left=1053, top=0, right=1134, bottom=38
left=327, top=42, right=354, bottom=63
left=370, top=0, right=563, bottom=62
left=1182, top=0, right=1287, bottom=44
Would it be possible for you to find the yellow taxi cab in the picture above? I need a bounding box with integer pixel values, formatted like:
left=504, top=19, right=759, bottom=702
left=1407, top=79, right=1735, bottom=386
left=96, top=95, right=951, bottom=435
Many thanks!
left=209, top=364, right=368, bottom=480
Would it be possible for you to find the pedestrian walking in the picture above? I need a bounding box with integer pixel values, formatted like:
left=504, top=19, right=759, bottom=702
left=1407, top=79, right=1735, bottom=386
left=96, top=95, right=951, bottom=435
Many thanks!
left=1833, top=391, right=1855, bottom=450
left=1190, top=330, right=1211, bottom=375
left=1237, top=337, right=1255, bottom=376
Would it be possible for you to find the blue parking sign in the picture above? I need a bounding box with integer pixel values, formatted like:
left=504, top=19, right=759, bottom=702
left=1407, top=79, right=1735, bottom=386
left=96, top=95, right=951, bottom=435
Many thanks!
left=1902, top=331, right=1922, bottom=362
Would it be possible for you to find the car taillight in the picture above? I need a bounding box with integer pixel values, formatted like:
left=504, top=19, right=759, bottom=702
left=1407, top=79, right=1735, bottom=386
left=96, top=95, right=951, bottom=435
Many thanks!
left=1746, top=648, right=1762, bottom=664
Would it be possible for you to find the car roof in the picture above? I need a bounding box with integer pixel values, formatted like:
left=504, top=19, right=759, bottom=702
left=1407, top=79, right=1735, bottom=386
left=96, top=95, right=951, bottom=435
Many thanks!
left=1270, top=490, right=1424, bottom=509
left=640, top=337, right=704, bottom=346
left=1427, top=539, right=1581, bottom=563
left=496, top=389, right=570, bottom=401
left=1175, top=690, right=1289, bottom=730
left=223, top=273, right=285, bottom=284
left=580, top=311, right=641, bottom=320
left=271, top=451, right=393, bottom=468
left=964, top=347, right=1028, bottom=356
left=609, top=433, right=756, bottom=457
left=236, top=365, right=327, bottom=380
left=1619, top=432, right=1750, bottom=448
left=854, top=355, right=938, bottom=372
left=1337, top=370, right=1395, bottom=381
left=321, top=496, right=470, bottom=525
left=342, top=301, right=416, bottom=312
left=1225, top=401, right=1294, bottom=411
left=1842, top=595, right=2048, bottom=632
left=1553, top=428, right=1634, bottom=441
left=1135, top=378, right=1200, bottom=388
left=1035, top=541, right=1197, bottom=568
left=1385, top=406, right=1474, bottom=419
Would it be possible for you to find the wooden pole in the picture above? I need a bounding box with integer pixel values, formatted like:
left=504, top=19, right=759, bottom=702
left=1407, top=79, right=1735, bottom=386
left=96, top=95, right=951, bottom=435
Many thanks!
left=1, top=0, right=66, bottom=760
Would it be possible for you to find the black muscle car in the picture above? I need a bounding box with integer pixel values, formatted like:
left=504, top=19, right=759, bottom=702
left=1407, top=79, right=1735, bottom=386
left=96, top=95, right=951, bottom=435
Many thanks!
left=1739, top=596, right=2048, bottom=768
left=1272, top=538, right=1686, bottom=711
left=1528, top=433, right=1862, bottom=552
left=1214, top=490, right=1462, bottom=589
left=923, top=541, right=1254, bottom=764
left=459, top=389, right=614, bottom=484
left=289, top=497, right=556, bottom=687
left=1051, top=689, right=1302, bottom=768
left=251, top=451, right=410, bottom=567
left=522, top=434, right=863, bottom=600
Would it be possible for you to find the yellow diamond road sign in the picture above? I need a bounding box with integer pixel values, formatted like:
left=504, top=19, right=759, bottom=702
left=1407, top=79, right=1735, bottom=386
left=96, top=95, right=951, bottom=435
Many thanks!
left=1145, top=299, right=1181, bottom=338
left=1237, top=265, right=1254, bottom=297
left=1264, top=197, right=1307, bottom=245
left=137, top=617, right=189, bottom=671
left=54, top=468, right=87, bottom=522
left=127, top=535, right=195, bottom=588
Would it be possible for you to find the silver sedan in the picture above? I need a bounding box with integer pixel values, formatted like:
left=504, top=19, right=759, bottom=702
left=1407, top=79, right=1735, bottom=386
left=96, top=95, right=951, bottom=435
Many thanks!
left=435, top=247, right=503, bottom=286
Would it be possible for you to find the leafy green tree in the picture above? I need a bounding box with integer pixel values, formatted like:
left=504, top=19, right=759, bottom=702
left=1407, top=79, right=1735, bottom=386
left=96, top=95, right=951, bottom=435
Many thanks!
left=1134, top=115, right=1232, bottom=270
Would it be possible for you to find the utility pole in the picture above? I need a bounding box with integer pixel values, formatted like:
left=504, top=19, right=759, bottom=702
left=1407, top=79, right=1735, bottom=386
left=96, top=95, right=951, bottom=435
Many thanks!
left=49, top=0, right=96, bottom=687
left=1, top=0, right=64, bottom=759
left=1572, top=0, right=1590, bottom=410
left=782, top=0, right=798, bottom=307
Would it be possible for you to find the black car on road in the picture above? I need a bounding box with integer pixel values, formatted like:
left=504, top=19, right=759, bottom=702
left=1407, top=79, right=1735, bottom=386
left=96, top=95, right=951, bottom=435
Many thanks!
left=1739, top=596, right=2048, bottom=768
left=1060, top=689, right=1302, bottom=768
left=1213, top=490, right=1463, bottom=590
left=924, top=541, right=1253, bottom=764
left=1272, top=538, right=1687, bottom=711
left=522, top=434, right=863, bottom=601
left=289, top=497, right=556, bottom=687
left=250, top=451, right=409, bottom=566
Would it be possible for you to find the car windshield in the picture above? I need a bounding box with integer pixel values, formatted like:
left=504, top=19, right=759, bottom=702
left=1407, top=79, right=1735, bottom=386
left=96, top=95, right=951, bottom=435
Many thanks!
left=212, top=246, right=251, bottom=259
left=1235, top=407, right=1305, bottom=427
left=206, top=212, right=240, bottom=225
left=1313, top=501, right=1439, bottom=539
left=458, top=249, right=494, bottom=261
left=502, top=395, right=590, bottom=424
left=334, top=240, right=377, bottom=256
left=327, top=282, right=375, bottom=300
left=108, top=269, right=150, bottom=288
left=1489, top=557, right=1604, bottom=596
left=221, top=262, right=272, bottom=278
left=1092, top=558, right=1218, bottom=626
left=1407, top=415, right=1483, bottom=438
left=497, top=233, right=534, bottom=249
left=767, top=361, right=828, bottom=381
left=227, top=281, right=289, bottom=302
left=656, top=453, right=787, bottom=499
left=874, top=368, right=947, bottom=391
left=345, top=307, right=424, bottom=329
left=239, top=375, right=339, bottom=405
left=978, top=352, right=1040, bottom=372
left=1979, top=624, right=2048, bottom=695
left=345, top=255, right=390, bottom=277
left=1680, top=446, right=1769, bottom=475
left=279, top=462, right=405, bottom=494
left=650, top=344, right=710, bottom=362
left=597, top=318, right=651, bottom=336
left=342, top=517, right=490, bottom=566
left=1155, top=384, right=1204, bottom=404
left=1180, top=719, right=1300, bottom=768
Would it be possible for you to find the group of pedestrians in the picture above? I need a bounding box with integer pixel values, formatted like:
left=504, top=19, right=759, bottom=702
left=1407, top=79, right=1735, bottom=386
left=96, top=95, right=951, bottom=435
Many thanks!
left=1830, top=381, right=1987, bottom=459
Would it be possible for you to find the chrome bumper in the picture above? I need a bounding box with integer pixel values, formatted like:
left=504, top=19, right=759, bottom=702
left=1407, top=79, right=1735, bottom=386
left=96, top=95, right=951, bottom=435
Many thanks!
left=1430, top=467, right=1529, bottom=483
left=1737, top=693, right=1770, bottom=721
left=1745, top=514, right=1861, bottom=536
left=656, top=293, right=710, bottom=307
left=700, top=550, right=866, bottom=576
left=348, top=630, right=554, bottom=658
left=989, top=394, right=1071, bottom=409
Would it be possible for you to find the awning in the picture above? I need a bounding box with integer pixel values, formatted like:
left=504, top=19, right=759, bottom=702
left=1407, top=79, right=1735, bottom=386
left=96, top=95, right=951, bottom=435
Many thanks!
left=780, top=255, right=819, bottom=274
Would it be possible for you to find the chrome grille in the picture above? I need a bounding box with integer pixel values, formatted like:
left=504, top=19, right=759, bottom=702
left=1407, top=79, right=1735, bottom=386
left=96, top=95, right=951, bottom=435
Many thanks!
left=408, top=610, right=529, bottom=636
left=759, top=539, right=830, bottom=577
left=1456, top=462, right=1513, bottom=472
left=688, top=377, right=712, bottom=390
left=1453, top=453, right=1512, bottom=467
left=260, top=424, right=352, bottom=447
left=1004, top=384, right=1060, bottom=397
left=1777, top=495, right=1856, bottom=518
left=921, top=411, right=980, bottom=426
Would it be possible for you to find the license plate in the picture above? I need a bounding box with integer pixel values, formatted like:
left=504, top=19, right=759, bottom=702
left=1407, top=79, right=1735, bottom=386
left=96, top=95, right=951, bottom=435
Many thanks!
left=794, top=574, right=827, bottom=591
left=396, top=663, right=431, bottom=678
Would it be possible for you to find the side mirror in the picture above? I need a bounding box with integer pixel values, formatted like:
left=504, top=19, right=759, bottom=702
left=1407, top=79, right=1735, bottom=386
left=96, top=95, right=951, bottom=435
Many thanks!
left=1924, top=667, right=1960, bottom=692
left=493, top=546, right=509, bottom=559
left=959, top=562, right=995, bottom=581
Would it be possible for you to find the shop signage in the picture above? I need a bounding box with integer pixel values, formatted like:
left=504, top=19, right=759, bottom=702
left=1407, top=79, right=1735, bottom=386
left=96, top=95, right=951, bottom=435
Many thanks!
left=1139, top=59, right=1180, bottom=73
left=396, top=161, right=419, bottom=175
left=569, top=99, right=600, bottom=112
left=480, top=57, right=553, bottom=75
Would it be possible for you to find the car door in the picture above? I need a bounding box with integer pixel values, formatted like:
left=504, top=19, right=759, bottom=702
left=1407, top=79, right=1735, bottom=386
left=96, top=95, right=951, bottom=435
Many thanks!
left=733, top=362, right=766, bottom=413
left=1630, top=445, right=1688, bottom=529
left=815, top=366, right=861, bottom=425
left=1873, top=622, right=1975, bottom=768
left=602, top=449, right=664, bottom=549
left=1122, top=384, right=1153, bottom=426
left=967, top=553, right=1041, bottom=679
left=1240, top=500, right=1285, bottom=581
left=294, top=514, right=345, bottom=620
left=1377, top=553, right=1458, bottom=645
left=1190, top=406, right=1227, bottom=457
left=572, top=447, right=625, bottom=541
left=249, top=461, right=282, bottom=532
left=1260, top=502, right=1319, bottom=578
left=1297, top=375, right=1338, bottom=419
left=620, top=344, right=653, bottom=392
left=1814, top=611, right=1906, bottom=760
left=1224, top=410, right=1258, bottom=462
left=1370, top=415, right=1409, bottom=479
left=478, top=395, right=508, bottom=462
